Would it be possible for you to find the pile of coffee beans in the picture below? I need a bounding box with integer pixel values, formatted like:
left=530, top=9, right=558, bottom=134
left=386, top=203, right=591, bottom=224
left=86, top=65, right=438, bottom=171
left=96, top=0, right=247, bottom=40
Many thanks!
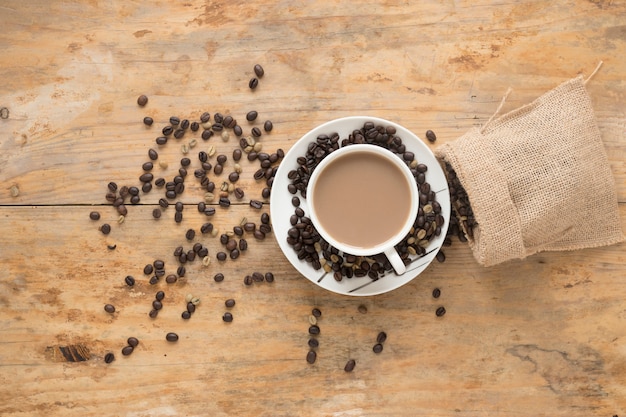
left=285, top=121, right=446, bottom=281
left=306, top=307, right=322, bottom=364
left=442, top=161, right=477, bottom=242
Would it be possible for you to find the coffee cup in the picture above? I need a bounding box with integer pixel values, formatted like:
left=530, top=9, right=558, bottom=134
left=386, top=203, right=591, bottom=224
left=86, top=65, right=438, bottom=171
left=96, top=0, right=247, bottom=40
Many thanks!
left=307, top=144, right=419, bottom=275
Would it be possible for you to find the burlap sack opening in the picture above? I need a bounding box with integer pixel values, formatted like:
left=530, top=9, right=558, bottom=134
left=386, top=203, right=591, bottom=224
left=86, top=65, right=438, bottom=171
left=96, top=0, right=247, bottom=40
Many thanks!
left=435, top=74, right=624, bottom=266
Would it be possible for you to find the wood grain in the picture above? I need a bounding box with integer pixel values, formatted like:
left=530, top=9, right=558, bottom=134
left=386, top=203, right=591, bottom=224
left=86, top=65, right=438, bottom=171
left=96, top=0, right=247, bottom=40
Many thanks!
left=1, top=1, right=625, bottom=416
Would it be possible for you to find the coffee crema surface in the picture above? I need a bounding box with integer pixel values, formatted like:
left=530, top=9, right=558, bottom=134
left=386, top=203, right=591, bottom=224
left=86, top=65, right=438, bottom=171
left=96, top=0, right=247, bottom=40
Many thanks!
left=311, top=151, right=412, bottom=249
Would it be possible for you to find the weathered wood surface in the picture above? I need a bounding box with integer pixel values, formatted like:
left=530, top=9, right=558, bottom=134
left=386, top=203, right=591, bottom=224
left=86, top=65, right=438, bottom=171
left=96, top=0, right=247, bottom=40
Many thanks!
left=1, top=1, right=625, bottom=416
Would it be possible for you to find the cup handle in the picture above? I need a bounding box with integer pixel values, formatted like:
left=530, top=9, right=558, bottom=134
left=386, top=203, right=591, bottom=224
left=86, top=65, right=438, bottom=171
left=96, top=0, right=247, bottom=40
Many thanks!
left=384, top=247, right=406, bottom=275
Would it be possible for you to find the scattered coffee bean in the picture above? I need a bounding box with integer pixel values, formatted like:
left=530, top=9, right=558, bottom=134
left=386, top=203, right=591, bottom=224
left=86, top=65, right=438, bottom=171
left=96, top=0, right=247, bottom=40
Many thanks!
left=263, top=120, right=273, bottom=132
left=155, top=291, right=165, bottom=302
left=425, top=129, right=437, bottom=143
left=222, top=312, right=233, bottom=322
left=308, top=325, right=320, bottom=335
left=100, top=224, right=111, bottom=235
left=149, top=309, right=158, bottom=318
left=373, top=343, right=383, bottom=354
left=104, top=352, right=115, bottom=364
left=122, top=345, right=134, bottom=356
left=186, top=229, right=196, bottom=241
left=165, top=332, right=179, bottom=342
left=143, top=116, right=153, bottom=126
left=225, top=299, right=236, bottom=308
left=344, top=359, right=356, bottom=372
left=137, top=95, right=148, bottom=106
left=251, top=127, right=262, bottom=138
left=249, top=200, right=263, bottom=209
left=436, top=306, right=446, bottom=317
left=152, top=300, right=163, bottom=310
left=107, top=244, right=117, bottom=250
left=104, top=304, right=115, bottom=313
left=214, top=272, right=225, bottom=282
left=358, top=305, right=368, bottom=314
left=127, top=337, right=139, bottom=348
left=125, top=276, right=135, bottom=287
left=264, top=272, right=274, bottom=283
left=306, top=350, right=317, bottom=364
left=246, top=110, right=258, bottom=121
left=253, top=64, right=264, bottom=78
left=436, top=250, right=446, bottom=263
left=376, top=331, right=387, bottom=344
left=432, top=288, right=441, bottom=299
left=249, top=77, right=258, bottom=89
left=308, top=338, right=319, bottom=348
left=89, top=211, right=101, bottom=220
left=311, top=308, right=322, bottom=318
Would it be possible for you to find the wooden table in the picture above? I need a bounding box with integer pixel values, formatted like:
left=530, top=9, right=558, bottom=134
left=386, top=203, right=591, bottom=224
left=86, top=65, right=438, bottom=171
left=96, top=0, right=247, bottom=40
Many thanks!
left=1, top=1, right=625, bottom=416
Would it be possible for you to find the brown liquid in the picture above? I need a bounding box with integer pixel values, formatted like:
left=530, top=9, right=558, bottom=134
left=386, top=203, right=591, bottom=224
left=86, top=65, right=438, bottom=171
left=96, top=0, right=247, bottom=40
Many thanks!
left=311, top=151, right=412, bottom=249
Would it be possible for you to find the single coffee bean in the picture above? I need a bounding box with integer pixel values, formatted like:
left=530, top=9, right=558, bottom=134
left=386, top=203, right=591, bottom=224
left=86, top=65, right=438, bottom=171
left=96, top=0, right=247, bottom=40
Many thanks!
left=155, top=178, right=165, bottom=187
left=252, top=272, right=264, bottom=282
left=216, top=252, right=227, bottom=261
left=190, top=121, right=199, bottom=131
left=137, top=95, right=148, bottom=106
left=200, top=112, right=210, bottom=123
left=251, top=127, right=262, bottom=138
left=234, top=187, right=245, bottom=199
left=186, top=229, right=196, bottom=241
left=181, top=311, right=191, bottom=320
left=376, top=331, right=387, bottom=344
left=104, top=304, right=116, bottom=313
left=249, top=77, right=258, bottom=89
left=219, top=197, right=230, bottom=208
left=261, top=213, right=270, bottom=224
left=344, top=359, right=356, bottom=372
left=223, top=312, right=233, bottom=322
left=174, top=212, right=183, bottom=223
left=104, top=352, right=115, bottom=363
left=436, top=306, right=446, bottom=317
left=100, top=224, right=111, bottom=235
left=166, top=332, right=179, bottom=342
left=153, top=260, right=165, bottom=270
left=166, top=274, right=177, bottom=284
left=246, top=110, right=258, bottom=121
left=149, top=276, right=159, bottom=285
left=373, top=343, right=384, bottom=353
left=214, top=272, right=225, bottom=282
left=312, top=308, right=322, bottom=318
left=186, top=302, right=196, bottom=314
left=254, top=64, right=264, bottom=78
left=155, top=136, right=168, bottom=145
left=436, top=250, right=446, bottom=263
left=201, top=222, right=213, bottom=234
left=306, top=350, right=317, bottom=364
left=243, top=275, right=253, bottom=286
left=127, top=337, right=139, bottom=348
left=177, top=266, right=186, bottom=277
left=264, top=272, right=274, bottom=283
left=308, top=338, right=319, bottom=348
left=142, top=162, right=154, bottom=172
left=249, top=200, right=263, bottom=209
left=155, top=291, right=165, bottom=302
left=425, top=129, right=437, bottom=143
left=143, top=116, right=153, bottom=126
left=263, top=120, right=273, bottom=132
left=150, top=207, right=160, bottom=218
left=233, top=125, right=243, bottom=136
left=432, top=288, right=441, bottom=298
left=122, top=345, right=134, bottom=356
left=89, top=211, right=101, bottom=221
left=225, top=299, right=236, bottom=308
left=162, top=126, right=173, bottom=136
left=308, top=325, right=320, bottom=335
left=125, top=276, right=135, bottom=287
left=239, top=239, right=248, bottom=251
left=152, top=300, right=163, bottom=310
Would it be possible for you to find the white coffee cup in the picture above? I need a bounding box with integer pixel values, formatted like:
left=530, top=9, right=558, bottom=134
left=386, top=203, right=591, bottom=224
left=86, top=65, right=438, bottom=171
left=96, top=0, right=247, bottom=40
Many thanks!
left=307, top=144, right=419, bottom=274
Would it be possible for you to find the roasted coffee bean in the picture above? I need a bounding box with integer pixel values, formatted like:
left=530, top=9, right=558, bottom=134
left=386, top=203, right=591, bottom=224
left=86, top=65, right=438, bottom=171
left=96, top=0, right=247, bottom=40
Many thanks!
left=261, top=187, right=271, bottom=199
left=201, top=129, right=213, bottom=140
left=122, top=345, right=134, bottom=356
left=261, top=213, right=270, bottom=224
left=222, top=312, right=233, bottom=322
left=263, top=120, right=273, bottom=132
left=234, top=187, right=245, bottom=199
left=143, top=264, right=154, bottom=275
left=186, top=229, right=196, bottom=241
left=177, top=266, right=186, bottom=277
left=312, top=308, right=322, bottom=318
left=180, top=119, right=190, bottom=130
left=152, top=300, right=163, bottom=310
left=219, top=197, right=230, bottom=208
left=127, top=337, right=139, bottom=348
left=149, top=275, right=159, bottom=285
left=214, top=164, right=223, bottom=175
left=166, top=274, right=177, bottom=284
left=162, top=126, right=173, bottom=136
left=139, top=173, right=153, bottom=183
left=436, top=250, right=446, bottom=263
left=436, top=306, right=446, bottom=317
left=201, top=222, right=213, bottom=234
left=104, top=304, right=116, bottom=313
left=253, top=64, right=264, bottom=77
left=100, top=224, right=111, bottom=235
left=104, top=352, right=115, bottom=363
left=200, top=112, right=211, bottom=123
left=213, top=272, right=225, bottom=282
left=153, top=260, right=165, bottom=270
left=373, top=343, right=384, bottom=354
left=89, top=211, right=101, bottom=221
left=169, top=116, right=180, bottom=126
left=344, top=359, right=356, bottom=372
left=190, top=121, right=199, bottom=131
left=248, top=77, right=258, bottom=89
left=204, top=207, right=216, bottom=216
left=181, top=311, right=191, bottom=320
left=291, top=196, right=301, bottom=207
left=137, top=95, right=148, bottom=106
left=239, top=239, right=248, bottom=251
left=249, top=200, right=263, bottom=209
left=149, top=309, right=158, bottom=318
left=376, top=331, right=387, bottom=344
left=253, top=230, right=266, bottom=240
left=186, top=302, right=196, bottom=314
left=225, top=299, right=236, bottom=308
left=251, top=127, right=262, bottom=138
left=216, top=252, right=227, bottom=261
left=228, top=172, right=239, bottom=182
left=125, top=276, right=135, bottom=287
left=166, top=332, right=179, bottom=342
left=141, top=182, right=152, bottom=193
left=264, top=272, right=274, bottom=283
left=425, top=129, right=437, bottom=143
left=243, top=275, right=253, bottom=286
left=152, top=208, right=161, bottom=219
left=155, top=178, right=166, bottom=187
left=306, top=350, right=317, bottom=364
left=432, top=288, right=441, bottom=298
left=308, top=325, right=320, bottom=335
left=143, top=116, right=153, bottom=126
left=308, top=338, right=319, bottom=348
left=246, top=110, right=258, bottom=121
left=155, top=291, right=165, bottom=302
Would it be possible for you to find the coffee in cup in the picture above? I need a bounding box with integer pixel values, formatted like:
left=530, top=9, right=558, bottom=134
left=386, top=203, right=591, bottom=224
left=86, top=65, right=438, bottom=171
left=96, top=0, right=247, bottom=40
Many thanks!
left=307, top=144, right=419, bottom=274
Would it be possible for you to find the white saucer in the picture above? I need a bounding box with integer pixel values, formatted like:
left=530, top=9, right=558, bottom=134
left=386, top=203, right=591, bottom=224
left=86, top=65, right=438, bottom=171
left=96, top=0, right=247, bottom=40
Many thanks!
left=270, top=116, right=450, bottom=296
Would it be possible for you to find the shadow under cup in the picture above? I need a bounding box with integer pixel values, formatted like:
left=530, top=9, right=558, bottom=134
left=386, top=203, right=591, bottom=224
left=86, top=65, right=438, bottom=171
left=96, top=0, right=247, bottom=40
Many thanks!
left=307, top=144, right=419, bottom=274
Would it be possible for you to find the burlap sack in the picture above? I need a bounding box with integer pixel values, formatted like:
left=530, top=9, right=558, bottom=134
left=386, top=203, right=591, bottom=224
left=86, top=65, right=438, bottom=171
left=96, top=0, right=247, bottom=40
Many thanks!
left=435, top=74, right=624, bottom=266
